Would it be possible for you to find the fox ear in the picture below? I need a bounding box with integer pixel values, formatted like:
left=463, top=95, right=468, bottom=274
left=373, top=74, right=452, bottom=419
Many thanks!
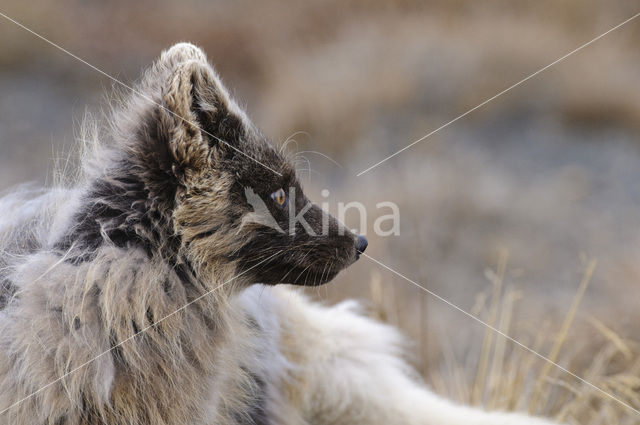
left=154, top=43, right=247, bottom=172
left=158, top=42, right=208, bottom=69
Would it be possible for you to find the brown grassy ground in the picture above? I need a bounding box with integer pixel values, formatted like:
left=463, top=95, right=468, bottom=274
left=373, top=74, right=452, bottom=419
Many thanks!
left=369, top=255, right=640, bottom=424
left=1, top=1, right=640, bottom=422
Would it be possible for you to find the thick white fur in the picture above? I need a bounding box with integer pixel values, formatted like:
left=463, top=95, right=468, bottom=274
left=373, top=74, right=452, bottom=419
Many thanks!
left=234, top=286, right=559, bottom=425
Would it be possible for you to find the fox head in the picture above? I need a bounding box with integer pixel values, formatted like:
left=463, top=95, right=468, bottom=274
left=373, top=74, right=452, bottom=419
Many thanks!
left=69, top=43, right=366, bottom=288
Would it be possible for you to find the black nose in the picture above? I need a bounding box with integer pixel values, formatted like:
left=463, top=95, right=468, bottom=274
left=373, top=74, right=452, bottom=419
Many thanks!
left=355, top=235, right=368, bottom=260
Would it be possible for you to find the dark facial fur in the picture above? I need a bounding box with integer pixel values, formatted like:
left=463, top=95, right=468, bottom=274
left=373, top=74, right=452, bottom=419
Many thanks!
left=56, top=43, right=361, bottom=288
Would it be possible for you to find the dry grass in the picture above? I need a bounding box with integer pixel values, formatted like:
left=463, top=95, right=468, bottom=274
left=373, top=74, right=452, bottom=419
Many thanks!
left=368, top=254, right=640, bottom=424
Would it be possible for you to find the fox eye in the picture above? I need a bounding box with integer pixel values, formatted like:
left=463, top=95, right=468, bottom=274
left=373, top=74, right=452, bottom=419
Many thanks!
left=270, top=188, right=287, bottom=207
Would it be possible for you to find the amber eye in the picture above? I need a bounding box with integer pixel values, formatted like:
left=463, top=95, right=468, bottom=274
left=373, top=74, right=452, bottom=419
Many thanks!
left=270, top=188, right=287, bottom=207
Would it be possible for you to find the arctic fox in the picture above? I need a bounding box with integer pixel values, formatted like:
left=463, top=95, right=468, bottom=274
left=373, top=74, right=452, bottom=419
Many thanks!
left=0, top=43, right=558, bottom=425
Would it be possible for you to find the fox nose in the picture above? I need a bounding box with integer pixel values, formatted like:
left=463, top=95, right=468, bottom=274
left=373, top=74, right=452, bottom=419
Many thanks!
left=355, top=235, right=368, bottom=260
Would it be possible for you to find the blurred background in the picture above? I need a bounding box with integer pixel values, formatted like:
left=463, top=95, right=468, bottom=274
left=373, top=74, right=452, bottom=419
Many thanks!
left=1, top=1, right=640, bottom=422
